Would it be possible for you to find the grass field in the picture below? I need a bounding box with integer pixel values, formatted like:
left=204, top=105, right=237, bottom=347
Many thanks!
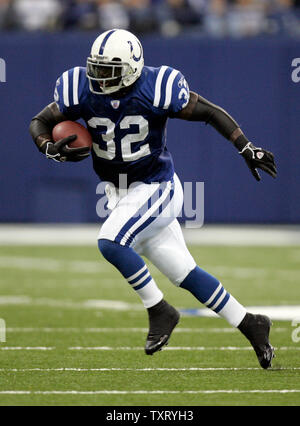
left=0, top=244, right=300, bottom=406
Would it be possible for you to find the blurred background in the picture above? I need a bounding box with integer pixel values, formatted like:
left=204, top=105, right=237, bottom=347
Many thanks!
left=1, top=0, right=300, bottom=37
left=0, top=0, right=299, bottom=225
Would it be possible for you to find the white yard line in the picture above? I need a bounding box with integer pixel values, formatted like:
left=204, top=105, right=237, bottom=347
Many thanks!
left=5, top=327, right=288, bottom=334
left=0, top=346, right=299, bottom=352
left=0, top=390, right=299, bottom=395
left=69, top=346, right=300, bottom=351
left=0, top=347, right=54, bottom=351
left=6, top=327, right=234, bottom=333
left=0, top=367, right=299, bottom=373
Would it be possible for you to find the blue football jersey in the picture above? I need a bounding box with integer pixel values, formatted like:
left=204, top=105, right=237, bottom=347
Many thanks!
left=54, top=65, right=190, bottom=187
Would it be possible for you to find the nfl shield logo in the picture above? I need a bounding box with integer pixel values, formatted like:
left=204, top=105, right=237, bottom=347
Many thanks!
left=111, top=100, right=120, bottom=109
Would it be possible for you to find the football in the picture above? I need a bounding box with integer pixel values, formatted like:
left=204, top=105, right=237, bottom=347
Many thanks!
left=52, top=121, right=93, bottom=150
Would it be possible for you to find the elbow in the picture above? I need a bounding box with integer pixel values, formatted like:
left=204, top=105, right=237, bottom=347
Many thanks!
left=29, top=117, right=42, bottom=141
left=29, top=117, right=37, bottom=139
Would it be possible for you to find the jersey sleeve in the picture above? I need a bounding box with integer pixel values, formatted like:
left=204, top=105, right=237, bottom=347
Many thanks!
left=54, top=67, right=85, bottom=120
left=152, top=66, right=190, bottom=115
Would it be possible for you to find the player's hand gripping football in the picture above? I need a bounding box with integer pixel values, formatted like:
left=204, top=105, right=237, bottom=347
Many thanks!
left=43, top=135, right=90, bottom=163
left=239, top=142, right=277, bottom=181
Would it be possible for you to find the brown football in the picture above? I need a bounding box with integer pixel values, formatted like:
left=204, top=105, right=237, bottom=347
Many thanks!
left=52, top=121, right=93, bottom=150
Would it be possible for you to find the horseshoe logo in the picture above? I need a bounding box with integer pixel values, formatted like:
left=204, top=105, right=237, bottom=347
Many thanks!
left=128, top=40, right=142, bottom=62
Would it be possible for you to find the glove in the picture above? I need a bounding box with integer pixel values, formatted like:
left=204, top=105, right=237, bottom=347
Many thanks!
left=239, top=142, right=277, bottom=182
left=41, top=135, right=90, bottom=163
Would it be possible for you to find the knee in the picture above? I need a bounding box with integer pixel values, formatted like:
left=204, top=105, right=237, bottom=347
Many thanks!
left=172, top=265, right=197, bottom=287
left=98, top=238, right=144, bottom=277
left=98, top=239, right=122, bottom=263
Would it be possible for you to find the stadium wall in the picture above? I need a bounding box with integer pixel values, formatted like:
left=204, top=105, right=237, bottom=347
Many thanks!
left=0, top=33, right=298, bottom=224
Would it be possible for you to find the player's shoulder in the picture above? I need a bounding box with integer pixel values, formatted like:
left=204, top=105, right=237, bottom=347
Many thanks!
left=139, top=65, right=190, bottom=113
left=54, top=66, right=88, bottom=109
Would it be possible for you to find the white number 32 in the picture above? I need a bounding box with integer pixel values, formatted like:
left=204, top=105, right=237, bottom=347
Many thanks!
left=88, top=115, right=150, bottom=162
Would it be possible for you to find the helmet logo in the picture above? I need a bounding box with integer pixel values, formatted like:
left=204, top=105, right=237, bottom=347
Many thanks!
left=127, top=40, right=142, bottom=62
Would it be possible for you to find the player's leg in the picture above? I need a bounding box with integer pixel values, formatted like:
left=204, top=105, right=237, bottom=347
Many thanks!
left=140, top=219, right=274, bottom=369
left=98, top=178, right=180, bottom=354
left=140, top=219, right=247, bottom=327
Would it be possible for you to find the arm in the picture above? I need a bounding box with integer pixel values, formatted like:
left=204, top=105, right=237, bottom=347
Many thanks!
left=30, top=102, right=66, bottom=151
left=29, top=102, right=89, bottom=162
left=174, top=92, right=277, bottom=181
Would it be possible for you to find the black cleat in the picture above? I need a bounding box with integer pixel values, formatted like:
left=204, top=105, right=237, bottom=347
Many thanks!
left=145, top=299, right=180, bottom=355
left=238, top=313, right=275, bottom=369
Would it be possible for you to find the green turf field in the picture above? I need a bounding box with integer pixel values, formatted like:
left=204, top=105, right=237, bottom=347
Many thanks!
left=0, top=245, right=299, bottom=406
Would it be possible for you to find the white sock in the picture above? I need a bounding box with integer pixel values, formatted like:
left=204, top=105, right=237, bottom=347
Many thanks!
left=218, top=295, right=247, bottom=328
left=135, top=279, right=163, bottom=308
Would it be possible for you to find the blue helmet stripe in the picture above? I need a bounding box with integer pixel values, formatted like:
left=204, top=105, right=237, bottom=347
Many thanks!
left=99, top=30, right=116, bottom=55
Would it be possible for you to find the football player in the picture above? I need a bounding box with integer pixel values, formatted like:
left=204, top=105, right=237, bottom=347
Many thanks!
left=29, top=29, right=277, bottom=369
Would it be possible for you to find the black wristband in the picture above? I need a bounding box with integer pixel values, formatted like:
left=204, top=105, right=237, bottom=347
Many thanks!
left=233, top=134, right=250, bottom=152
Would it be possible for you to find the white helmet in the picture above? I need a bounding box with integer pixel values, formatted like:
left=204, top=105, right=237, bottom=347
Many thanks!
left=87, top=29, right=144, bottom=95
